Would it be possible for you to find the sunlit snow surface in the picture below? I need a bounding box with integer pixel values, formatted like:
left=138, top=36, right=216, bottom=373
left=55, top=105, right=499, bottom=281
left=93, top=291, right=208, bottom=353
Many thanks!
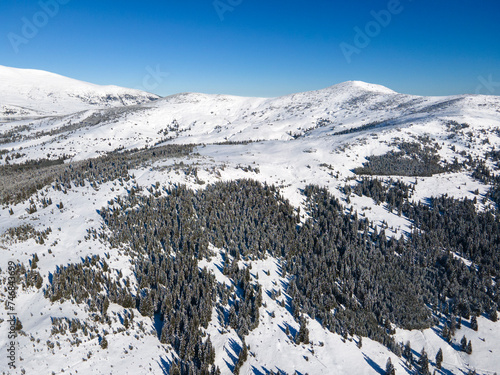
left=1, top=66, right=500, bottom=374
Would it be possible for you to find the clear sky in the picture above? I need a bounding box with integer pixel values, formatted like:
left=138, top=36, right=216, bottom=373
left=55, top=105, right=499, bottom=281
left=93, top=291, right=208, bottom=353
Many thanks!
left=1, top=0, right=499, bottom=97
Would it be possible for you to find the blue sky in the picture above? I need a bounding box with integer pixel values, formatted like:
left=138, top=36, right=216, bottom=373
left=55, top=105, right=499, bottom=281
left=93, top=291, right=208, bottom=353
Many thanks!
left=1, top=0, right=499, bottom=97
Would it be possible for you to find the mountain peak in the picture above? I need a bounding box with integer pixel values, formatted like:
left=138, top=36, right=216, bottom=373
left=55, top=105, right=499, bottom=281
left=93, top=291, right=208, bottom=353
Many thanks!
left=0, top=65, right=159, bottom=118
left=327, top=80, right=397, bottom=95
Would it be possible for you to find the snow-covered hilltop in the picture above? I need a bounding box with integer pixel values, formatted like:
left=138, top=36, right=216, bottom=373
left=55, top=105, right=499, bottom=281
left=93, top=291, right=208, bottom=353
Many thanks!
left=1, top=67, right=499, bottom=163
left=1, top=67, right=500, bottom=375
left=0, top=65, right=159, bottom=118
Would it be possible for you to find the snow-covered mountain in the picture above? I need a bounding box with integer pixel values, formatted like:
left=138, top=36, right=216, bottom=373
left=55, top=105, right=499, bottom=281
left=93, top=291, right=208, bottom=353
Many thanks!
left=1, top=67, right=500, bottom=375
left=0, top=65, right=159, bottom=118
left=2, top=70, right=499, bottom=163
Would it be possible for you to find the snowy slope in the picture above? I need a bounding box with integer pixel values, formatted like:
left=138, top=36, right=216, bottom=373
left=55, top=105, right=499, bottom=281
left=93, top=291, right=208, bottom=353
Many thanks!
left=1, top=68, right=500, bottom=374
left=0, top=65, right=159, bottom=118
left=1, top=160, right=499, bottom=375
left=2, top=70, right=499, bottom=166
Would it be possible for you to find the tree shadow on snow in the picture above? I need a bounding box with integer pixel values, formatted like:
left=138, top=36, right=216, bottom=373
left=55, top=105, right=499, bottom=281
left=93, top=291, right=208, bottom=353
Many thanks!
left=278, top=322, right=297, bottom=338
left=223, top=338, right=241, bottom=372
left=250, top=365, right=268, bottom=375
left=275, top=367, right=291, bottom=375
left=153, top=312, right=164, bottom=340
left=430, top=325, right=452, bottom=346
left=157, top=356, right=172, bottom=375
left=250, top=366, right=290, bottom=375
left=362, top=353, right=385, bottom=375
left=436, top=366, right=459, bottom=375
left=214, top=261, right=225, bottom=276
left=228, top=337, right=242, bottom=354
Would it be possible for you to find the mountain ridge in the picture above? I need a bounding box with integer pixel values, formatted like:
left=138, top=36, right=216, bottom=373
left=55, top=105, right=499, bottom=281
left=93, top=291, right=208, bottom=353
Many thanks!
left=0, top=65, right=160, bottom=118
left=1, top=65, right=499, bottom=164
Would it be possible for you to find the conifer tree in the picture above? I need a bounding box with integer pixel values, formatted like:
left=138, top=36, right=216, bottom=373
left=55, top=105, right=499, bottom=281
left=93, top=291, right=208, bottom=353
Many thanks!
left=100, top=336, right=108, bottom=349
left=461, top=335, right=468, bottom=352
left=466, top=340, right=472, bottom=355
left=170, top=363, right=181, bottom=375
left=435, top=348, right=443, bottom=369
left=471, top=316, right=478, bottom=331
left=418, top=349, right=429, bottom=375
left=385, top=357, right=395, bottom=375
left=296, top=318, right=310, bottom=344
left=403, top=341, right=412, bottom=364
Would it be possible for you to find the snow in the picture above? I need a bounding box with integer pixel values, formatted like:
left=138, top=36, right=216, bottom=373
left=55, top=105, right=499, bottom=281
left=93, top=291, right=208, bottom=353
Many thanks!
left=1, top=66, right=500, bottom=374
left=395, top=315, right=500, bottom=374
left=0, top=65, right=159, bottom=118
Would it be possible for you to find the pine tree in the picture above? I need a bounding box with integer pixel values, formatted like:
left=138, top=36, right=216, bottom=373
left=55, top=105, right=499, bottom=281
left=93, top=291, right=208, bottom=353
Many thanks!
left=449, top=316, right=455, bottom=336
left=100, top=335, right=108, bottom=349
left=385, top=357, right=395, bottom=375
left=31, top=254, right=38, bottom=269
left=35, top=275, right=43, bottom=289
left=442, top=324, right=450, bottom=342
left=235, top=341, right=248, bottom=371
left=435, top=348, right=443, bottom=369
left=490, top=309, right=498, bottom=322
left=471, top=316, right=478, bottom=331
left=419, top=349, right=429, bottom=375
left=296, top=318, right=310, bottom=344
left=15, top=317, right=23, bottom=331
left=461, top=335, right=468, bottom=352
left=466, top=340, right=472, bottom=355
left=170, top=363, right=181, bottom=375
left=403, top=341, right=412, bottom=364
left=139, top=294, right=154, bottom=317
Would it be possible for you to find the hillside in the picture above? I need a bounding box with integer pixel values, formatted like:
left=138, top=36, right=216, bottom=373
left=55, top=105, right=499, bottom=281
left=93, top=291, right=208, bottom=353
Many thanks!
left=1, top=68, right=500, bottom=375
left=0, top=65, right=159, bottom=119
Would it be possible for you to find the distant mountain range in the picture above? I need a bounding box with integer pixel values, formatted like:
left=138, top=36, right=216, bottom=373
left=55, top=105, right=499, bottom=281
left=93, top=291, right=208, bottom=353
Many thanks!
left=1, top=64, right=499, bottom=163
